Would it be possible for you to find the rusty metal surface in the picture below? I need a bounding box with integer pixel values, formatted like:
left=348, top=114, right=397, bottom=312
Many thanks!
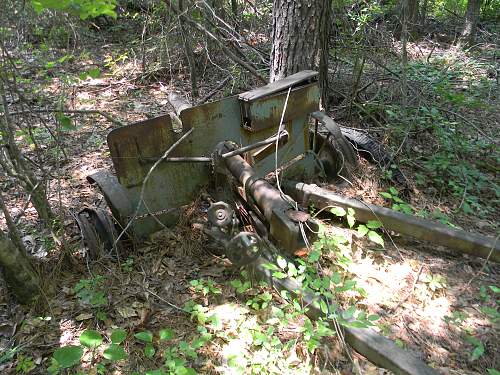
left=105, top=114, right=207, bottom=237
left=97, top=71, right=320, bottom=239
left=286, top=210, right=310, bottom=223
left=241, top=83, right=319, bottom=132
left=75, top=207, right=121, bottom=260
left=238, top=70, right=318, bottom=102
left=86, top=170, right=132, bottom=224
left=223, top=149, right=314, bottom=254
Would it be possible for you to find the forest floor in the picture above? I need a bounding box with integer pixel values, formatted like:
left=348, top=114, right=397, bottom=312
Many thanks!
left=0, top=15, right=499, bottom=375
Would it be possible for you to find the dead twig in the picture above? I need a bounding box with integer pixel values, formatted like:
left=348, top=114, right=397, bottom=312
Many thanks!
left=393, top=262, right=424, bottom=313
left=198, top=76, right=231, bottom=104
left=163, top=0, right=266, bottom=83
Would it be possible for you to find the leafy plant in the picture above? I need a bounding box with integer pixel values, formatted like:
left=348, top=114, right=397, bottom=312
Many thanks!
left=466, top=335, right=485, bottom=361
left=52, top=345, right=83, bottom=370
left=31, top=0, right=117, bottom=20
left=443, top=310, right=468, bottom=326
left=15, top=355, right=36, bottom=374
left=121, top=256, right=134, bottom=272
left=80, top=330, right=103, bottom=348
left=422, top=273, right=447, bottom=292
left=357, top=220, right=385, bottom=247
left=330, top=206, right=384, bottom=247
left=380, top=187, right=414, bottom=214
left=190, top=279, right=221, bottom=296
left=74, top=276, right=108, bottom=307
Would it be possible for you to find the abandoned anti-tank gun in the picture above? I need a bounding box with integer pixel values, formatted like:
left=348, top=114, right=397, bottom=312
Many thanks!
left=75, top=71, right=498, bottom=375
left=76, top=70, right=353, bottom=259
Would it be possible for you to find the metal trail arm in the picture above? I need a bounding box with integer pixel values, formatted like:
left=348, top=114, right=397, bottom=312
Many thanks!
left=283, top=181, right=500, bottom=262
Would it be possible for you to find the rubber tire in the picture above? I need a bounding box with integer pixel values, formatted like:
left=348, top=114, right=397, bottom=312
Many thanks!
left=339, top=127, right=409, bottom=189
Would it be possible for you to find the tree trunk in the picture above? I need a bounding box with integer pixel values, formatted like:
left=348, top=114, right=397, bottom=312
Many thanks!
left=394, top=0, right=420, bottom=39
left=459, top=0, right=481, bottom=47
left=0, top=231, right=40, bottom=304
left=318, top=0, right=331, bottom=109
left=407, top=0, right=419, bottom=30
left=0, top=192, right=26, bottom=253
left=270, top=0, right=327, bottom=83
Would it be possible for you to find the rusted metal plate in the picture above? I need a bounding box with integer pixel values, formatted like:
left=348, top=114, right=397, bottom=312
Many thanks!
left=180, top=91, right=317, bottom=179
left=86, top=170, right=132, bottom=224
left=241, top=83, right=320, bottom=132
left=104, top=115, right=207, bottom=237
left=107, top=115, right=179, bottom=187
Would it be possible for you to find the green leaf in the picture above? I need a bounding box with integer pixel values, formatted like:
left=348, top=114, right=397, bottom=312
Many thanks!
left=159, top=328, right=174, bottom=341
left=331, top=272, right=342, bottom=285
left=342, top=306, right=356, bottom=320
left=79, top=330, right=103, bottom=348
left=262, top=263, right=279, bottom=271
left=368, top=314, right=380, bottom=321
left=56, top=113, right=75, bottom=130
left=330, top=206, right=346, bottom=217
left=144, top=343, right=155, bottom=358
left=470, top=343, right=484, bottom=361
left=145, top=370, right=166, bottom=375
left=134, top=330, right=153, bottom=343
left=489, top=286, right=500, bottom=293
left=88, top=68, right=101, bottom=78
left=276, top=256, right=287, bottom=270
left=103, top=344, right=127, bottom=361
left=53, top=346, right=83, bottom=368
left=487, top=369, right=500, bottom=375
left=110, top=329, right=127, bottom=344
left=320, top=299, right=328, bottom=314
left=393, top=196, right=404, bottom=203
left=347, top=213, right=355, bottom=228
left=357, top=224, right=369, bottom=237
left=308, top=250, right=321, bottom=263
left=389, top=187, right=398, bottom=195
left=272, top=272, right=288, bottom=279
left=368, top=230, right=384, bottom=247
left=380, top=192, right=393, bottom=199
left=366, top=220, right=382, bottom=230
left=287, top=262, right=297, bottom=277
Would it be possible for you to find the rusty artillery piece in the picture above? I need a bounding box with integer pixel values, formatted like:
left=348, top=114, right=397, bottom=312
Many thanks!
left=76, top=71, right=498, bottom=375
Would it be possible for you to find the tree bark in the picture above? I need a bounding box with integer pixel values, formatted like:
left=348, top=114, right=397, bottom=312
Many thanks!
left=318, top=0, right=331, bottom=109
left=0, top=192, right=26, bottom=253
left=459, top=0, right=481, bottom=47
left=0, top=231, right=40, bottom=304
left=270, top=0, right=327, bottom=83
left=394, top=0, right=420, bottom=39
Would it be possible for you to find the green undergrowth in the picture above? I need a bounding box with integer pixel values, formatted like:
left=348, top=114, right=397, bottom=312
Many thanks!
left=368, top=55, right=499, bottom=218
left=40, top=209, right=383, bottom=374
